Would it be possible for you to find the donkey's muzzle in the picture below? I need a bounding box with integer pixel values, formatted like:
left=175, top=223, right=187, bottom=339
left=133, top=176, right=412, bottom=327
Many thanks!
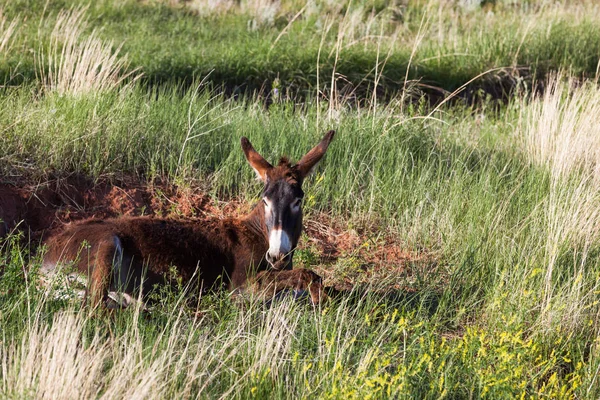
left=266, top=253, right=292, bottom=271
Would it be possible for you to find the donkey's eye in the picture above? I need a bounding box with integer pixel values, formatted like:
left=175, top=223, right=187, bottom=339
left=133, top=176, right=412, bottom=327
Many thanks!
left=291, top=198, right=302, bottom=211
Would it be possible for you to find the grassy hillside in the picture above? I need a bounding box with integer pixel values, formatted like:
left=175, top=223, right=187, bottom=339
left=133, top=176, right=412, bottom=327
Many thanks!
left=2, top=1, right=600, bottom=398
left=2, top=0, right=600, bottom=96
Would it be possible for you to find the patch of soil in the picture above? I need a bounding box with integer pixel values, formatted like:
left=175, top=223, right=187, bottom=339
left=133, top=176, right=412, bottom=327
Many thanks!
left=303, top=215, right=439, bottom=291
left=0, top=175, right=231, bottom=240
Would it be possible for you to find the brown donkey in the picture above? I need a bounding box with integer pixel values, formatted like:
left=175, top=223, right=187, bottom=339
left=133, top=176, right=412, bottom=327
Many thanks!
left=41, top=130, right=335, bottom=308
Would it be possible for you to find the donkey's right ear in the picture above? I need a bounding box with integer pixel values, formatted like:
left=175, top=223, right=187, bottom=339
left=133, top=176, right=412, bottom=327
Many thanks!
left=241, top=137, right=273, bottom=182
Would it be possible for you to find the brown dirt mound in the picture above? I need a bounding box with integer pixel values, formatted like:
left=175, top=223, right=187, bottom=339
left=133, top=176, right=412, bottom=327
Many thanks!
left=0, top=176, right=237, bottom=240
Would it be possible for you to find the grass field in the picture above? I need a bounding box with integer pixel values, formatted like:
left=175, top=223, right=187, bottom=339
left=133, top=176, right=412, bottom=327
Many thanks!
left=2, top=0, right=600, bottom=398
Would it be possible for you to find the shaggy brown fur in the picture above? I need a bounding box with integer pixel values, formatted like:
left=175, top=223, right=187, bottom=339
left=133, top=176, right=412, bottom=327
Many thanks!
left=42, top=183, right=326, bottom=306
left=42, top=131, right=335, bottom=307
left=242, top=269, right=325, bottom=304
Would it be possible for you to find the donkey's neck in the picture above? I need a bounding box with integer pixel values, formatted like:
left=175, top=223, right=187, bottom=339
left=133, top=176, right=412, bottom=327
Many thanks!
left=242, top=202, right=268, bottom=243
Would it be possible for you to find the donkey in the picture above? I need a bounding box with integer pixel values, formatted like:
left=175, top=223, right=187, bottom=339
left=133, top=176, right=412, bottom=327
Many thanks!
left=41, top=130, right=335, bottom=308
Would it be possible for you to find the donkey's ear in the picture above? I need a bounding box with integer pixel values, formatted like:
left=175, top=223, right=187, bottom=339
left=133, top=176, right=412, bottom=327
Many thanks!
left=241, top=137, right=273, bottom=182
left=296, top=130, right=335, bottom=178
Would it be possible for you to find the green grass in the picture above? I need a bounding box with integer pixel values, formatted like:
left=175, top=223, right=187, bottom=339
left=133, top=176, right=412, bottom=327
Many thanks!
left=0, top=243, right=597, bottom=398
left=3, top=0, right=600, bottom=398
left=2, top=0, right=600, bottom=96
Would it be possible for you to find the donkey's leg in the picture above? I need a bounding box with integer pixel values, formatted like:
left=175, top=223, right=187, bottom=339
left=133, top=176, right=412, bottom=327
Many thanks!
left=88, top=236, right=146, bottom=310
left=86, top=237, right=119, bottom=309
left=105, top=237, right=146, bottom=309
left=250, top=268, right=327, bottom=304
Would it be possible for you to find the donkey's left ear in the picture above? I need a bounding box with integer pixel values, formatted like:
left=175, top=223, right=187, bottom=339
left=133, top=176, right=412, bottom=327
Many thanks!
left=296, top=130, right=335, bottom=179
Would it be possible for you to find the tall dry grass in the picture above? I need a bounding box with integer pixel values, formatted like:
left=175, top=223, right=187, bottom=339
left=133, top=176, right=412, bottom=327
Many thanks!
left=0, top=9, right=18, bottom=55
left=521, top=75, right=600, bottom=332
left=38, top=7, right=141, bottom=96
left=523, top=76, right=600, bottom=180
left=1, top=313, right=106, bottom=399
left=0, top=295, right=308, bottom=399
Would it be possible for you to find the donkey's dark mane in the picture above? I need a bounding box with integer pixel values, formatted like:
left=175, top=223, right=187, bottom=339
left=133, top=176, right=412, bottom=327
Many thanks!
left=269, top=157, right=302, bottom=185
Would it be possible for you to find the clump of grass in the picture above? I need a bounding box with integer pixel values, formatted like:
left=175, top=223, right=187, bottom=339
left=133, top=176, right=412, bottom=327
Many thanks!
left=1, top=312, right=107, bottom=399
left=0, top=9, right=18, bottom=55
left=175, top=0, right=282, bottom=27
left=522, top=75, right=600, bottom=180
left=38, top=7, right=141, bottom=96
left=518, top=75, right=600, bottom=332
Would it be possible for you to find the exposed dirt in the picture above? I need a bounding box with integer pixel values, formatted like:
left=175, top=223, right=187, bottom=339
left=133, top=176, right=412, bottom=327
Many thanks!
left=0, top=175, right=437, bottom=291
left=0, top=176, right=241, bottom=240
left=304, top=214, right=438, bottom=291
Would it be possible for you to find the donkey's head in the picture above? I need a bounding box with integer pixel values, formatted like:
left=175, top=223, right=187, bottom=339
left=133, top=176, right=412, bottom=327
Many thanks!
left=241, top=130, right=335, bottom=270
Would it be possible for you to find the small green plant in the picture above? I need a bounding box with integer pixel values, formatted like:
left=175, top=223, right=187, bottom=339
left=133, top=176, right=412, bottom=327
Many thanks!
left=0, top=231, right=30, bottom=297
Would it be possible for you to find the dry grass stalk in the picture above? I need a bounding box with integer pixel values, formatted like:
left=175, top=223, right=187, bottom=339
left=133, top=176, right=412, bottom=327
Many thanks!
left=0, top=10, right=18, bottom=55
left=40, top=7, right=141, bottom=96
left=1, top=313, right=106, bottom=399
left=522, top=75, right=600, bottom=331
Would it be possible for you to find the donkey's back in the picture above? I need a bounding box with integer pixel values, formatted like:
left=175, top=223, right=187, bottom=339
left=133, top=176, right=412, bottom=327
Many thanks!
left=42, top=216, right=245, bottom=306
